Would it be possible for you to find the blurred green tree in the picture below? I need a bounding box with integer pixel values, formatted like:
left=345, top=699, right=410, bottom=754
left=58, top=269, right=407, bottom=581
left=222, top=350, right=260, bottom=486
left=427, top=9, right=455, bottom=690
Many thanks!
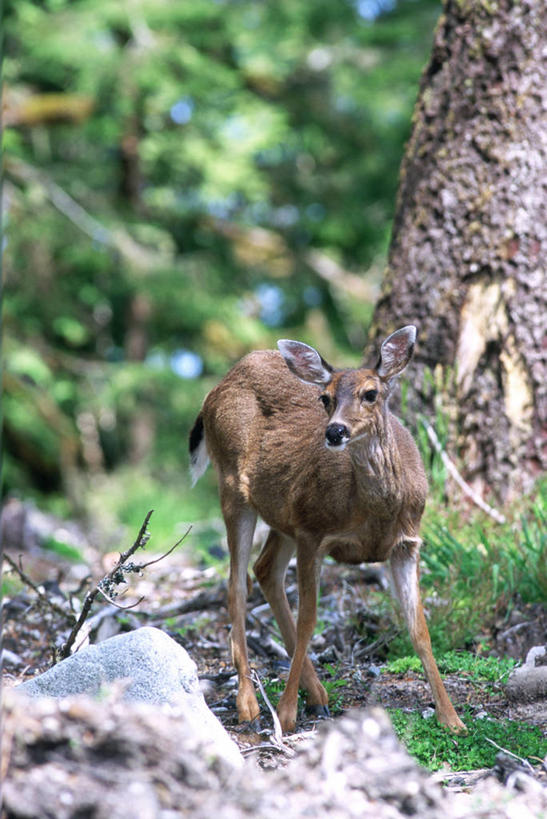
left=3, top=0, right=441, bottom=520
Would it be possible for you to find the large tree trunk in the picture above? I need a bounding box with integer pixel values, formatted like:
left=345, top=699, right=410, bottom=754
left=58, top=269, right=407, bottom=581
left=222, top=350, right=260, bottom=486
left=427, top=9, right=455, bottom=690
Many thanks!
left=370, top=0, right=546, bottom=503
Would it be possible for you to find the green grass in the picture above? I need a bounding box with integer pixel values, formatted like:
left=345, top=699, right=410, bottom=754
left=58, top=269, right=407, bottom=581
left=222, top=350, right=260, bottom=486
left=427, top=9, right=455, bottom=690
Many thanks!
left=322, top=663, right=349, bottom=714
left=86, top=465, right=223, bottom=558
left=42, top=535, right=84, bottom=563
left=1, top=575, right=25, bottom=598
left=389, top=707, right=546, bottom=772
left=385, top=651, right=517, bottom=683
left=257, top=667, right=348, bottom=716
left=381, top=482, right=547, bottom=658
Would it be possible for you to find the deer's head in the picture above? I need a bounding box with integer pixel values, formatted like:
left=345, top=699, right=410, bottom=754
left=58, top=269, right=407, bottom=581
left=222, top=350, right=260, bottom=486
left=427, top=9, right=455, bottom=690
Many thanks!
left=278, top=326, right=416, bottom=450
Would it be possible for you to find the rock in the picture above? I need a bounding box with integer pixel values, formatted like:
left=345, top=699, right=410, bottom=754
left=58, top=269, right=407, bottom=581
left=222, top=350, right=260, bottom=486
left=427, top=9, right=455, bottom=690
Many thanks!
left=16, top=626, right=242, bottom=768
left=506, top=644, right=547, bottom=703
left=2, top=690, right=241, bottom=819
left=1, top=497, right=89, bottom=557
left=526, top=645, right=547, bottom=667
left=2, top=648, right=25, bottom=668
left=3, top=695, right=546, bottom=819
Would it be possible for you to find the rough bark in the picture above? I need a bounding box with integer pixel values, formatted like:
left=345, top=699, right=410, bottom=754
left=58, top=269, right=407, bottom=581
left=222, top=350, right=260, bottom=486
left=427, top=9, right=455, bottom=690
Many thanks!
left=370, top=0, right=546, bottom=502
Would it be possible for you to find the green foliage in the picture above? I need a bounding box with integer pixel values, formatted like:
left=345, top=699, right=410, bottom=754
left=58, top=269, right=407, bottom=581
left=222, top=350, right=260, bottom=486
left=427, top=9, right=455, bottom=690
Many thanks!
left=389, top=708, right=546, bottom=772
left=417, top=493, right=547, bottom=653
left=322, top=664, right=349, bottom=714
left=42, top=535, right=84, bottom=563
left=86, top=466, right=221, bottom=549
left=383, top=483, right=547, bottom=658
left=3, top=0, right=442, bottom=518
left=257, top=676, right=285, bottom=708
left=257, top=666, right=347, bottom=715
left=385, top=652, right=516, bottom=682
left=2, top=575, right=25, bottom=598
left=168, top=615, right=212, bottom=641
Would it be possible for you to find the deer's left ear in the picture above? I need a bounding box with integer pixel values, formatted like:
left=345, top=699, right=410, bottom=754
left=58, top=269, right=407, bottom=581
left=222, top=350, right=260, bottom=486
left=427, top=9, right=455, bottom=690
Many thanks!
left=376, top=325, right=416, bottom=380
left=277, top=340, right=333, bottom=386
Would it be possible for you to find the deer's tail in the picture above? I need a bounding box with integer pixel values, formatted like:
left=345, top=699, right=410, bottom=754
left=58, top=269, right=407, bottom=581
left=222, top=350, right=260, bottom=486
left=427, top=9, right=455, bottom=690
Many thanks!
left=189, top=413, right=210, bottom=486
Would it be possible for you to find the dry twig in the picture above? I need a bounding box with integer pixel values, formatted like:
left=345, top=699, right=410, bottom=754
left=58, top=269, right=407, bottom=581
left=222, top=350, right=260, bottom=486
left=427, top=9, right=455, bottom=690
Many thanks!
left=250, top=669, right=294, bottom=755
left=485, top=738, right=535, bottom=773
left=3, top=553, right=76, bottom=623
left=58, top=512, right=190, bottom=659
left=420, top=418, right=506, bottom=524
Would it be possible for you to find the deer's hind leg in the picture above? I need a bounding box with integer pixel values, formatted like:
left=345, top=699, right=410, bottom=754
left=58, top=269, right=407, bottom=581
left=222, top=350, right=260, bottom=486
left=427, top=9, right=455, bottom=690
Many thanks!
left=254, top=530, right=328, bottom=716
left=222, top=491, right=259, bottom=725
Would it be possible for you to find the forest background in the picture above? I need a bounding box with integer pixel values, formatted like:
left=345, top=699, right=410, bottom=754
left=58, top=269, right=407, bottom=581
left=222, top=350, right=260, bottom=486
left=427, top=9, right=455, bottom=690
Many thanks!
left=3, top=0, right=545, bottom=638
left=4, top=0, right=451, bottom=545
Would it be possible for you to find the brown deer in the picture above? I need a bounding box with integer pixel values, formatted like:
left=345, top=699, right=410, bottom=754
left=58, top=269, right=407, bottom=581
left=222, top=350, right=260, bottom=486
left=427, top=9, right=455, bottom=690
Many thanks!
left=189, top=326, right=465, bottom=733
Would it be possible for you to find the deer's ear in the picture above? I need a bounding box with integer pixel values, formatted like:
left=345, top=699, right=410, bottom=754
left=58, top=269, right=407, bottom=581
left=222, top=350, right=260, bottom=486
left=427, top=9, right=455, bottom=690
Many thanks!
left=376, top=326, right=416, bottom=380
left=277, top=340, right=333, bottom=386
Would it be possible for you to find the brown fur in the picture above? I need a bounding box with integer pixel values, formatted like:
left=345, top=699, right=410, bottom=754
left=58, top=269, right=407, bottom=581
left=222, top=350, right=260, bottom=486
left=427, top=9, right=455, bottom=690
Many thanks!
left=191, top=330, right=465, bottom=734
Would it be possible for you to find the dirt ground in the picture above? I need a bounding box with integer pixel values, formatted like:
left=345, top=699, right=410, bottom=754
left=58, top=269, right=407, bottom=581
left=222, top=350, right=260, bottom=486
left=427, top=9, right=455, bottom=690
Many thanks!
left=2, top=518, right=546, bottom=815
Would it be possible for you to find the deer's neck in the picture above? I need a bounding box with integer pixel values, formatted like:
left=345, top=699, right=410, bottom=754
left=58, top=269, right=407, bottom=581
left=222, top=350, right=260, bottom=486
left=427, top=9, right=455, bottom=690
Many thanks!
left=350, top=416, right=402, bottom=498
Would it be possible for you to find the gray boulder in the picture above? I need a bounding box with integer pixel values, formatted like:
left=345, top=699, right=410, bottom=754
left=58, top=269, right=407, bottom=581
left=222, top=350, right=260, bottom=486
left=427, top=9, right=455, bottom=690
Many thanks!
left=506, top=644, right=547, bottom=703
left=16, top=626, right=242, bottom=768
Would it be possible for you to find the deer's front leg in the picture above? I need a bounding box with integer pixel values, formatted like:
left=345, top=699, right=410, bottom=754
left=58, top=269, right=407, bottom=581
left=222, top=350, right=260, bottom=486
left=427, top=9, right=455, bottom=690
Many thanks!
left=390, top=540, right=466, bottom=732
left=276, top=544, right=329, bottom=733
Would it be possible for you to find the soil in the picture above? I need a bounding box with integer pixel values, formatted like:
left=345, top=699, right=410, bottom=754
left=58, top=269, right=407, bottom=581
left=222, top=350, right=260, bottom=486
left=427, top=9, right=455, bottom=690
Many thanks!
left=2, top=524, right=546, bottom=816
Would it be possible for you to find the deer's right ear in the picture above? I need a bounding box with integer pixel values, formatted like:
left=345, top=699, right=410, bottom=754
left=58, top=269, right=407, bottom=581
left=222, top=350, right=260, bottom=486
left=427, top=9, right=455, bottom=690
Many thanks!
left=376, top=325, right=417, bottom=380
left=277, top=340, right=333, bottom=386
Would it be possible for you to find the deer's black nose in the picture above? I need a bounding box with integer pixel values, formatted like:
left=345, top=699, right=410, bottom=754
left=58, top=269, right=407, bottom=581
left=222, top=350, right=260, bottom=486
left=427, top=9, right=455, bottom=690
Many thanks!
left=325, top=423, right=349, bottom=448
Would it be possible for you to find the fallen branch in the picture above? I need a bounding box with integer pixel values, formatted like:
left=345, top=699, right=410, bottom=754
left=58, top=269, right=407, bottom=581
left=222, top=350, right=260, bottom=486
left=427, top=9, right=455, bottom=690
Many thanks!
left=96, top=587, right=145, bottom=611
left=485, top=738, right=535, bottom=773
left=419, top=418, right=506, bottom=524
left=3, top=553, right=76, bottom=624
left=58, top=512, right=190, bottom=660
left=142, top=586, right=226, bottom=620
left=250, top=669, right=293, bottom=755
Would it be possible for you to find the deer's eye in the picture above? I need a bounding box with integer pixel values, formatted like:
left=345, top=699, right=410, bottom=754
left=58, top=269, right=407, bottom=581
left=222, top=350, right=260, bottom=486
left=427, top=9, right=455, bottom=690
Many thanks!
left=362, top=389, right=378, bottom=404
left=319, top=394, right=331, bottom=411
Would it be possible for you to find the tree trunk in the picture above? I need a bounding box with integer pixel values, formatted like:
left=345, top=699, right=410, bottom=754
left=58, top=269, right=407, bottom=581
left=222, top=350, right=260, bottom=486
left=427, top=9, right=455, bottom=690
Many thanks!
left=369, top=0, right=546, bottom=503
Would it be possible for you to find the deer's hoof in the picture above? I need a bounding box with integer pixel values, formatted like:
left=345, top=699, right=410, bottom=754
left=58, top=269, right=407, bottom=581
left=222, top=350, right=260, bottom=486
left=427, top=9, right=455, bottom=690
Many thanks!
left=448, top=718, right=467, bottom=734
left=307, top=704, right=331, bottom=719
left=438, top=713, right=467, bottom=734
left=235, top=716, right=262, bottom=734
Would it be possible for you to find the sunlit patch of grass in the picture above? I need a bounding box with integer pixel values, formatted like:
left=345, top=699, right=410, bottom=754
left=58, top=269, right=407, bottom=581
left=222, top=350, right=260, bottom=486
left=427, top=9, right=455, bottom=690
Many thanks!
left=42, top=535, right=84, bottom=563
left=87, top=466, right=223, bottom=559
left=385, top=651, right=516, bottom=682
left=1, top=575, right=24, bottom=598
left=382, top=481, right=547, bottom=658
left=389, top=707, right=545, bottom=772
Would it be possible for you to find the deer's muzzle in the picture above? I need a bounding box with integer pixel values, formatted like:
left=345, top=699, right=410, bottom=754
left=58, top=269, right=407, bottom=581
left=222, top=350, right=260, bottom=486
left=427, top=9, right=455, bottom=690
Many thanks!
left=325, top=423, right=350, bottom=449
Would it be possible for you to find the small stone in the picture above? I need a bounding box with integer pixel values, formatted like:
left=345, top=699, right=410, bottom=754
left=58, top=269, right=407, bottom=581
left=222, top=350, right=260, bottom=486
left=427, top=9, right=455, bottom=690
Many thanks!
left=2, top=649, right=24, bottom=667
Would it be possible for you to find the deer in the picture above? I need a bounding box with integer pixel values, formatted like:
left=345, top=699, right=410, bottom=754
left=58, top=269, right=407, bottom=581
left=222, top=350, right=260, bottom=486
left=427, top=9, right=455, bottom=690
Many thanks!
left=189, top=325, right=465, bottom=734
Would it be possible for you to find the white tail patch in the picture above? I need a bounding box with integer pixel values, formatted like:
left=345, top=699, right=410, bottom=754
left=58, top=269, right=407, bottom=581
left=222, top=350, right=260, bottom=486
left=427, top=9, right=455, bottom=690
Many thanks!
left=190, top=437, right=210, bottom=486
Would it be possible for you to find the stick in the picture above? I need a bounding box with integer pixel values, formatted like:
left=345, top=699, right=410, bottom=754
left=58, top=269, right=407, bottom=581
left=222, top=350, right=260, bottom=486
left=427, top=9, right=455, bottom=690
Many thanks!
left=485, top=737, right=534, bottom=772
left=59, top=510, right=178, bottom=659
left=135, top=529, right=191, bottom=569
left=420, top=418, right=506, bottom=524
left=250, top=670, right=288, bottom=751
left=97, top=588, right=145, bottom=610
left=3, top=553, right=76, bottom=623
